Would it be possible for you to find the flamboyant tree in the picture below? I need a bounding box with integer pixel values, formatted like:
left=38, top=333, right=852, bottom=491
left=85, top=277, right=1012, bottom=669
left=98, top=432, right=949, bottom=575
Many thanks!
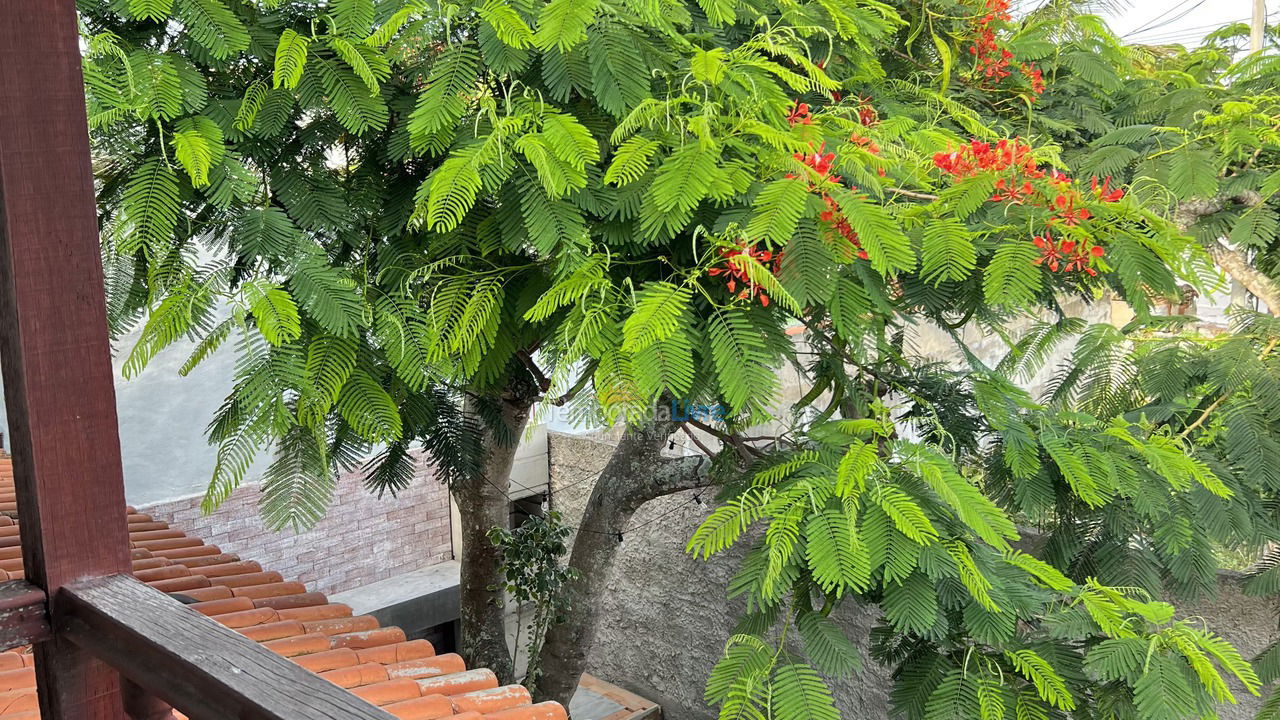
left=80, top=0, right=1270, bottom=716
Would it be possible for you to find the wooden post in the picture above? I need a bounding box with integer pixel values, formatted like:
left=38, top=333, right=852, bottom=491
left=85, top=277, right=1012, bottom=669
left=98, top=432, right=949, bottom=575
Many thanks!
left=0, top=1, right=134, bottom=717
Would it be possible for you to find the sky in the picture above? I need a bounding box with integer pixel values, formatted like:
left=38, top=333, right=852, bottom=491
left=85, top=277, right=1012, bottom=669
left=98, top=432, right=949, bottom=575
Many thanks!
left=1095, top=0, right=1267, bottom=46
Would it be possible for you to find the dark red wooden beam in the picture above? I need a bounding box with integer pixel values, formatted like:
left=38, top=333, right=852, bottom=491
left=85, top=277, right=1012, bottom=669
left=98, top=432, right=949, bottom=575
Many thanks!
left=0, top=1, right=134, bottom=717
left=0, top=580, right=49, bottom=651
left=62, top=575, right=396, bottom=720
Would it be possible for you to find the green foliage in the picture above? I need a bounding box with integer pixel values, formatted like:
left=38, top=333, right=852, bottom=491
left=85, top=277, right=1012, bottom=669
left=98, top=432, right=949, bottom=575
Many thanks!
left=83, top=2, right=1276, bottom=717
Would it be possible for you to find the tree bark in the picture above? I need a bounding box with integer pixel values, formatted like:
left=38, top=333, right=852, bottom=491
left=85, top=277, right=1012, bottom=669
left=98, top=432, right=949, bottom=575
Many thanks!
left=454, top=391, right=535, bottom=685
left=1204, top=241, right=1280, bottom=313
left=532, top=419, right=710, bottom=706
left=1175, top=193, right=1280, bottom=312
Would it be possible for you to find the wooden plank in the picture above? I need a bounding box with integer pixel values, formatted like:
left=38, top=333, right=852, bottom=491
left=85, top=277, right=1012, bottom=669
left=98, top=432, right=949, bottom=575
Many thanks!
left=0, top=580, right=48, bottom=650
left=0, top=1, right=133, bottom=717
left=62, top=575, right=397, bottom=720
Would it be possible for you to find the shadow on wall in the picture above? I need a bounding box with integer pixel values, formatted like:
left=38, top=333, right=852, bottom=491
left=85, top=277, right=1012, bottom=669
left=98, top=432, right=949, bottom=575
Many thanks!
left=547, top=432, right=1280, bottom=720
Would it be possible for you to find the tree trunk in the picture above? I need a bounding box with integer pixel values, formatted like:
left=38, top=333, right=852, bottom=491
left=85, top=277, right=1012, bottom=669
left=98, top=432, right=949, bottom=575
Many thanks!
left=454, top=391, right=534, bottom=684
left=532, top=420, right=709, bottom=705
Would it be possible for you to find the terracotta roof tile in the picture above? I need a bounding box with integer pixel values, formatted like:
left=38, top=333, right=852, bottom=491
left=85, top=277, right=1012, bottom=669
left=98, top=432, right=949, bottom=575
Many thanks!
left=0, top=458, right=565, bottom=720
left=384, top=693, right=455, bottom=719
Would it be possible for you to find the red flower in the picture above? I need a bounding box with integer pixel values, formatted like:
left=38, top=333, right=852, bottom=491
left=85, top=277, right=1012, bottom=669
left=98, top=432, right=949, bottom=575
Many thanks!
left=1033, top=233, right=1104, bottom=275
left=1090, top=175, right=1124, bottom=203
left=1021, top=63, right=1045, bottom=96
left=794, top=142, right=838, bottom=181
left=710, top=243, right=782, bottom=306
left=992, top=178, right=1034, bottom=203
left=1051, top=192, right=1091, bottom=226
left=934, top=138, right=1044, bottom=182
left=819, top=196, right=870, bottom=260
left=1033, top=233, right=1063, bottom=272
left=786, top=101, right=812, bottom=126
left=856, top=97, right=879, bottom=127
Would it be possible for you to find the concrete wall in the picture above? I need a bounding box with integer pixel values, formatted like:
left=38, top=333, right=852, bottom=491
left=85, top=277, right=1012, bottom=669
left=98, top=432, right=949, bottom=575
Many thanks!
left=548, top=431, right=1280, bottom=720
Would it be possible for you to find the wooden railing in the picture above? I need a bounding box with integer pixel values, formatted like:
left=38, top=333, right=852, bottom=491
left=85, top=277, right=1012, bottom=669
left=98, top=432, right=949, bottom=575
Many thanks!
left=0, top=3, right=393, bottom=718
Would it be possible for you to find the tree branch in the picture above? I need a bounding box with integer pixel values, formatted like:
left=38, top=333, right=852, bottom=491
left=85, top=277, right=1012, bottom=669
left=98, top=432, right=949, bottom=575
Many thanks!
left=549, top=362, right=598, bottom=406
left=886, top=187, right=939, bottom=201
left=1176, top=192, right=1280, bottom=314
left=1204, top=241, right=1280, bottom=314
left=624, top=454, right=713, bottom=507
left=679, top=423, right=717, bottom=457
left=516, top=350, right=551, bottom=392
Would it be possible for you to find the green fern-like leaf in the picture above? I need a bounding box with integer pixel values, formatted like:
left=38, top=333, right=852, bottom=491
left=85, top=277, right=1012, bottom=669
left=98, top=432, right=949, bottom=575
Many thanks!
left=534, top=0, right=600, bottom=51
left=420, top=153, right=484, bottom=232
left=921, top=218, right=977, bottom=284
left=119, top=158, right=182, bottom=256
left=337, top=369, right=403, bottom=443
left=708, top=307, right=778, bottom=414
left=622, top=281, right=692, bottom=352
left=804, top=506, right=870, bottom=596
left=302, top=333, right=357, bottom=420
left=796, top=610, right=860, bottom=676
left=259, top=425, right=336, bottom=531
left=983, top=241, right=1043, bottom=308
left=604, top=136, right=660, bottom=186
left=273, top=29, right=310, bottom=89
left=747, top=177, right=809, bottom=246
left=478, top=0, right=535, bottom=48
left=172, top=115, right=225, bottom=187
left=588, top=22, right=651, bottom=117
left=290, top=252, right=367, bottom=337
left=770, top=662, right=839, bottom=720
left=328, top=36, right=390, bottom=91
left=127, top=0, right=174, bottom=21
left=176, top=0, right=249, bottom=59
left=242, top=280, right=302, bottom=346
left=409, top=42, right=479, bottom=147
left=329, top=0, right=376, bottom=37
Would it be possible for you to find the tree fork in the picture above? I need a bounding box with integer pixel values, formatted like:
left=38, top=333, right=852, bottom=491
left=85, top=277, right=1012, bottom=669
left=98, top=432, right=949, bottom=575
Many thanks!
left=533, top=419, right=710, bottom=705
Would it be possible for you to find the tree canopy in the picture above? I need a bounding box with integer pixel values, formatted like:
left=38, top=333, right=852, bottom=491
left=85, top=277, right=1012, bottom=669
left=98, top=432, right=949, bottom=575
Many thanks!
left=79, top=0, right=1280, bottom=717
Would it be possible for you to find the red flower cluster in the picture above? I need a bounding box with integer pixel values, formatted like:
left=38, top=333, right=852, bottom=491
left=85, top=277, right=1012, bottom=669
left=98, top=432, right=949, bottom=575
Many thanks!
left=820, top=197, right=870, bottom=261
left=933, top=138, right=1129, bottom=278
left=933, top=138, right=1045, bottom=183
left=965, top=0, right=1044, bottom=99
left=969, top=0, right=1014, bottom=80
left=1033, top=233, right=1105, bottom=275
left=786, top=101, right=813, bottom=126
left=709, top=243, right=782, bottom=306
left=850, top=133, right=887, bottom=177
left=1022, top=63, right=1045, bottom=96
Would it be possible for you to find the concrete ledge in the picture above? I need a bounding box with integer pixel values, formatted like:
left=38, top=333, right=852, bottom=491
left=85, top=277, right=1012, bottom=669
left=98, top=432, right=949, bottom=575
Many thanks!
left=330, top=560, right=460, bottom=638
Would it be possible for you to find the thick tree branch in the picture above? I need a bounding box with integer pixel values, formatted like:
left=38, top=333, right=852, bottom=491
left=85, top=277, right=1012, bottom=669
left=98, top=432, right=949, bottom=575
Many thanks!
left=1176, top=192, right=1280, bottom=314
left=1204, top=241, right=1280, bottom=314
left=623, top=453, right=713, bottom=509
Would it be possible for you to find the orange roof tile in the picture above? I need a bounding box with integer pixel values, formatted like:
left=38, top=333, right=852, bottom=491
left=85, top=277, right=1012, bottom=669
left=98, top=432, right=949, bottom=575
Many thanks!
left=0, top=458, right=564, bottom=720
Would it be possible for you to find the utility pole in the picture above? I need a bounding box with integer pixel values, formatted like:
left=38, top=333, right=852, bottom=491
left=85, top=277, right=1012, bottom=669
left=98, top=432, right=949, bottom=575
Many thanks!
left=1254, top=0, right=1267, bottom=52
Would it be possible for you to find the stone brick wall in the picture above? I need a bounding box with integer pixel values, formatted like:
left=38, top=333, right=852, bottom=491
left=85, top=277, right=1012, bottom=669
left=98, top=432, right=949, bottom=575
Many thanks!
left=137, top=453, right=454, bottom=596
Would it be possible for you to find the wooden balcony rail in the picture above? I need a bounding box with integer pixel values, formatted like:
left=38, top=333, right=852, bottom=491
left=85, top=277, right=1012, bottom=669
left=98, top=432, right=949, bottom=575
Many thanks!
left=60, top=574, right=396, bottom=720
left=0, top=581, right=48, bottom=650
left=0, top=3, right=401, bottom=718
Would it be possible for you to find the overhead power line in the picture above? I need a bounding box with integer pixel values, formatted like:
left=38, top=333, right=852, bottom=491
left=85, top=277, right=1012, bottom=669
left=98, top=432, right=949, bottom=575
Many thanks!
left=1125, top=0, right=1204, bottom=36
